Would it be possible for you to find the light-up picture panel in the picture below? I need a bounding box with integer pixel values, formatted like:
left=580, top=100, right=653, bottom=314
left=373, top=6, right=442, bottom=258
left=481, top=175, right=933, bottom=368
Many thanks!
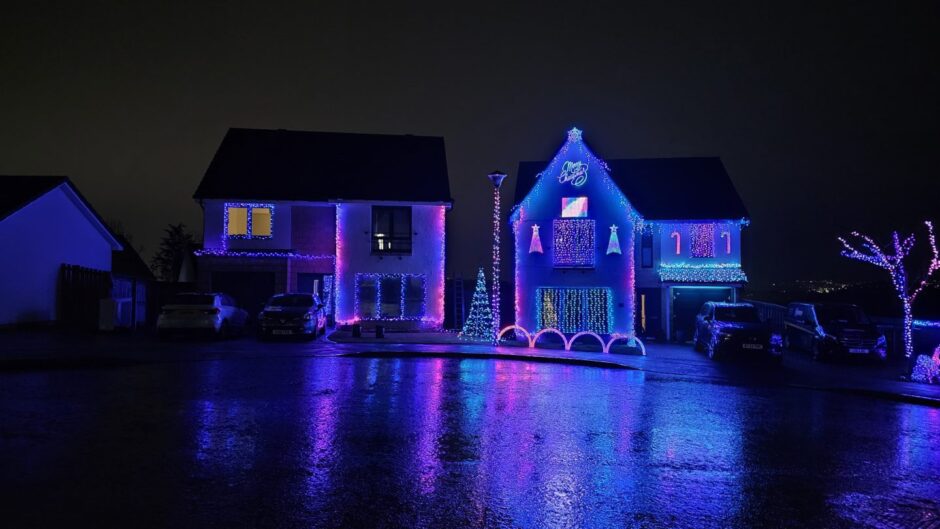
left=561, top=197, right=588, bottom=218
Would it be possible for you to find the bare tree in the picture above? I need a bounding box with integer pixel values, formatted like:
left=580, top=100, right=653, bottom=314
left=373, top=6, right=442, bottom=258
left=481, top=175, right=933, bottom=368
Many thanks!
left=838, top=221, right=939, bottom=358
left=150, top=223, right=195, bottom=282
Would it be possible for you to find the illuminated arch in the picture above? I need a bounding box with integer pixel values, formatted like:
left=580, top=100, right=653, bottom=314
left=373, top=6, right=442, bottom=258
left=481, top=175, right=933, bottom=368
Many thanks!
left=565, top=331, right=605, bottom=351
left=604, top=334, right=646, bottom=355
left=497, top=325, right=531, bottom=346
left=532, top=328, right=567, bottom=349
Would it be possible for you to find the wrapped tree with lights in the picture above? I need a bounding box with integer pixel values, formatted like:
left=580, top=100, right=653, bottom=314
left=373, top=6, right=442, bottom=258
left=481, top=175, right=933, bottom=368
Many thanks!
left=839, top=220, right=939, bottom=358
left=459, top=267, right=494, bottom=341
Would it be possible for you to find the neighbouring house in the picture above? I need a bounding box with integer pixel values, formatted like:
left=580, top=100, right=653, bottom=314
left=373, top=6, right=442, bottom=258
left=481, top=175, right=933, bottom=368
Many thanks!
left=192, top=128, right=451, bottom=329
left=511, top=128, right=749, bottom=342
left=0, top=176, right=123, bottom=326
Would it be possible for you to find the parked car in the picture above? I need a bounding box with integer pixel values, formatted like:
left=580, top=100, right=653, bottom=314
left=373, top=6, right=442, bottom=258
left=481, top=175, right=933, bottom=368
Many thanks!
left=693, top=302, right=783, bottom=362
left=257, top=293, right=326, bottom=340
left=783, top=302, right=887, bottom=361
left=157, top=293, right=249, bottom=338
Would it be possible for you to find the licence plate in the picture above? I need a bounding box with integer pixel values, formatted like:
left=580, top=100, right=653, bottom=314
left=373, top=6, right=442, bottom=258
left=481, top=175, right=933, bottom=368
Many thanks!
left=742, top=343, right=763, bottom=350
left=273, top=330, right=293, bottom=335
left=848, top=348, right=869, bottom=354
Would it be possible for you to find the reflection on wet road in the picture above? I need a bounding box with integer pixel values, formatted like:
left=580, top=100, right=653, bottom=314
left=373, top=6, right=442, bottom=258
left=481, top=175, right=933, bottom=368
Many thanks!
left=2, top=356, right=939, bottom=528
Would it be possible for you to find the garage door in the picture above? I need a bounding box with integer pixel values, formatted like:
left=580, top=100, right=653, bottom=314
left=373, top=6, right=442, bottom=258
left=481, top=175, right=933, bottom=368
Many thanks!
left=671, top=286, right=733, bottom=342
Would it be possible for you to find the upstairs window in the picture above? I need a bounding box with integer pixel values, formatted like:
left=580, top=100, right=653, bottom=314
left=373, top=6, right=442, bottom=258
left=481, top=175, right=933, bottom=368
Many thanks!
left=225, top=204, right=273, bottom=239
left=641, top=229, right=653, bottom=268
left=372, top=206, right=412, bottom=254
left=690, top=223, right=715, bottom=258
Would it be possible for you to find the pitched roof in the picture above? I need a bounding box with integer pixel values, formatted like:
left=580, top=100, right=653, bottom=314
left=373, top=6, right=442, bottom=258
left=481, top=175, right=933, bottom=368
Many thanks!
left=0, top=175, right=123, bottom=249
left=514, top=157, right=749, bottom=221
left=194, top=128, right=452, bottom=203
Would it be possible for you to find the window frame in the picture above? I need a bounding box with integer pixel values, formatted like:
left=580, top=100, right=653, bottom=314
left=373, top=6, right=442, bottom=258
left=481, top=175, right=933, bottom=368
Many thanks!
left=225, top=203, right=274, bottom=240
left=371, top=206, right=413, bottom=255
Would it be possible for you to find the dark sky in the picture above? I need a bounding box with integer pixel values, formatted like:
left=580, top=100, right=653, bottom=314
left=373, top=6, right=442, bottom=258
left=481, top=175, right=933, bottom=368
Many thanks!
left=2, top=1, right=937, bottom=286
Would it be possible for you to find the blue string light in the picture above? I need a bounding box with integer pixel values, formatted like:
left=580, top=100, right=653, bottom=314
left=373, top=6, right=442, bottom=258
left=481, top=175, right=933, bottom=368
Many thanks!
left=658, top=263, right=747, bottom=282
left=354, top=273, right=428, bottom=321
left=536, top=287, right=613, bottom=334
left=223, top=203, right=274, bottom=241
left=552, top=218, right=595, bottom=267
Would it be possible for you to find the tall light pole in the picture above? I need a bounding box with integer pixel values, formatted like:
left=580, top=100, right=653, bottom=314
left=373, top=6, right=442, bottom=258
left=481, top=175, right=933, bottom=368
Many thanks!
left=488, top=171, right=507, bottom=345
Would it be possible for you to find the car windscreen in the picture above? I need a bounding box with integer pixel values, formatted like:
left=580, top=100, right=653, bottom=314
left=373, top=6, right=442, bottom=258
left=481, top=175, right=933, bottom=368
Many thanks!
left=815, top=305, right=870, bottom=325
left=170, top=294, right=215, bottom=306
left=268, top=294, right=314, bottom=307
left=714, top=306, right=761, bottom=323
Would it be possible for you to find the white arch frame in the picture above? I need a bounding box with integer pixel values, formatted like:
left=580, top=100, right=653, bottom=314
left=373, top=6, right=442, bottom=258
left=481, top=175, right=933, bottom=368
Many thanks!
left=532, top=328, right=567, bottom=349
left=566, top=331, right=605, bottom=351
left=497, top=325, right=531, bottom=345
left=495, top=326, right=647, bottom=356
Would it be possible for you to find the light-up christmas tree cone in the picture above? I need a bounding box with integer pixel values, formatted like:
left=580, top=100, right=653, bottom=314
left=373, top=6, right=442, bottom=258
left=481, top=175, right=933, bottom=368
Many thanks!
left=459, top=267, right=493, bottom=341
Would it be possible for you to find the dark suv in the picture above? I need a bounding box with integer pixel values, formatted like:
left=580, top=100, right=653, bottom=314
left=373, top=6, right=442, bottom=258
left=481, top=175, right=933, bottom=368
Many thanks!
left=693, top=302, right=783, bottom=362
left=258, top=293, right=326, bottom=340
left=783, top=302, right=886, bottom=361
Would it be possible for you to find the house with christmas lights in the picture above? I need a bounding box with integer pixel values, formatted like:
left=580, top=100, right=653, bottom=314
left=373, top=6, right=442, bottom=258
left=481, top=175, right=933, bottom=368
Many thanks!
left=192, top=128, right=451, bottom=329
left=511, top=128, right=749, bottom=342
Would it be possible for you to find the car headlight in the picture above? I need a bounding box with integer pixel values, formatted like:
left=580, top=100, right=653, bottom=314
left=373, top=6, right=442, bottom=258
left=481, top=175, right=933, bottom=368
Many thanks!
left=770, top=333, right=784, bottom=347
left=718, top=332, right=733, bottom=341
left=303, top=312, right=314, bottom=321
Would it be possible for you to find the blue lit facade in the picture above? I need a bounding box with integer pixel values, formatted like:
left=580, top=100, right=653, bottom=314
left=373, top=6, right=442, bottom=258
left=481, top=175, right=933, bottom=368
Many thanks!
left=512, top=129, right=750, bottom=341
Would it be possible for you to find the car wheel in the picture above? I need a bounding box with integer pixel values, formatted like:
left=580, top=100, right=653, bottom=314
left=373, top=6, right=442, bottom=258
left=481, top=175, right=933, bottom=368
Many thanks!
left=707, top=340, right=720, bottom=361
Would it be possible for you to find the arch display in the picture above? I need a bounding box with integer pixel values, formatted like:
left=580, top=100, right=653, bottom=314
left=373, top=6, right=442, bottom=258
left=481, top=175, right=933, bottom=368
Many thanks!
left=532, top=328, right=567, bottom=348
left=496, top=326, right=647, bottom=356
left=566, top=331, right=605, bottom=351
left=497, top=325, right=532, bottom=346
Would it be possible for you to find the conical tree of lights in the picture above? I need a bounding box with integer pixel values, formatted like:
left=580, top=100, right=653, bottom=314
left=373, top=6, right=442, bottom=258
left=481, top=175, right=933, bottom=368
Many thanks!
left=459, top=267, right=494, bottom=341
left=606, top=225, right=622, bottom=255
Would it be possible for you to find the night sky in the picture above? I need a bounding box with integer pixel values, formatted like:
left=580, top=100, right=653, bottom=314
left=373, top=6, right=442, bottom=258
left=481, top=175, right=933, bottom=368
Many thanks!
left=2, top=1, right=937, bottom=286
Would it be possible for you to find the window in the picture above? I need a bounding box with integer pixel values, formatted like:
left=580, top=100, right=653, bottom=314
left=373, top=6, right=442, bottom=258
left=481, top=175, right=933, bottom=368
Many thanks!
left=690, top=223, right=715, bottom=258
left=641, top=229, right=653, bottom=268
left=355, top=274, right=426, bottom=320
left=553, top=218, right=595, bottom=268
left=227, top=207, right=248, bottom=236
left=251, top=207, right=271, bottom=237
left=561, top=197, right=588, bottom=218
left=225, top=203, right=273, bottom=239
left=372, top=206, right=412, bottom=254
left=536, top=287, right=612, bottom=334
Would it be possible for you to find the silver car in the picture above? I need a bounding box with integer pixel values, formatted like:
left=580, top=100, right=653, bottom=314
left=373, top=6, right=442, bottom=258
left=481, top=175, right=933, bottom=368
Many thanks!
left=157, top=293, right=248, bottom=338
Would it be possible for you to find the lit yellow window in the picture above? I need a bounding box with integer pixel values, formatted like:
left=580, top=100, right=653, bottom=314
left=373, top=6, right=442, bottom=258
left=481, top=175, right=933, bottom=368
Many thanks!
left=227, top=207, right=248, bottom=236
left=251, top=207, right=272, bottom=237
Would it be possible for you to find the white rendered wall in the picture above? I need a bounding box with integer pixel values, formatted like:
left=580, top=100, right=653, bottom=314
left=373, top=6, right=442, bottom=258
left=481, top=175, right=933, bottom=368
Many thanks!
left=0, top=187, right=114, bottom=325
left=334, top=203, right=445, bottom=327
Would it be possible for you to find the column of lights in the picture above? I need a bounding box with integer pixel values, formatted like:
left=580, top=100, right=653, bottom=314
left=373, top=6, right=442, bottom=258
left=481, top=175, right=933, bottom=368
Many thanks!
left=839, top=220, right=940, bottom=358
left=489, top=171, right=507, bottom=344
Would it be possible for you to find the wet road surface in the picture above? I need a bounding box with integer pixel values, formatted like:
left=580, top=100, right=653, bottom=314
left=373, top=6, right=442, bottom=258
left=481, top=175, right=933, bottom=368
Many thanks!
left=2, top=354, right=939, bottom=528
